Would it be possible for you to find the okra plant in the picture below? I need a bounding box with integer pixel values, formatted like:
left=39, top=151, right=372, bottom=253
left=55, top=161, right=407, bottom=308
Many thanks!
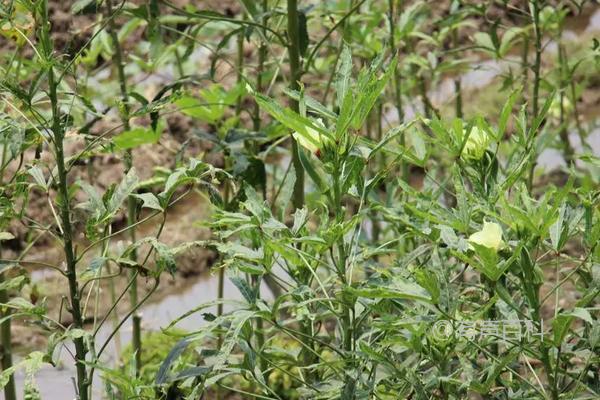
left=0, top=0, right=598, bottom=399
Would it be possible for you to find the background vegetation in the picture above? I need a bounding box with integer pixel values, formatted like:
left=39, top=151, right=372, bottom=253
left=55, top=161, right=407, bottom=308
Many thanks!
left=0, top=0, right=599, bottom=399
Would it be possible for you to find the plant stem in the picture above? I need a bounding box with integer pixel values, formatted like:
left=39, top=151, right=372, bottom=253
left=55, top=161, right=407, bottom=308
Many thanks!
left=485, top=279, right=499, bottom=357
left=387, top=0, right=403, bottom=122
left=557, top=35, right=573, bottom=163
left=420, top=76, right=433, bottom=118
left=253, top=0, right=269, bottom=132
left=39, top=2, right=89, bottom=396
left=521, top=33, right=529, bottom=102
left=108, top=264, right=122, bottom=357
left=369, top=103, right=383, bottom=268
left=215, top=163, right=232, bottom=400
left=0, top=141, right=16, bottom=400
left=287, top=0, right=305, bottom=209
left=49, top=63, right=89, bottom=400
left=388, top=0, right=408, bottom=181
left=0, top=272, right=16, bottom=400
left=279, top=12, right=318, bottom=355
left=533, top=306, right=559, bottom=400
left=105, top=0, right=141, bottom=374
left=235, top=7, right=268, bottom=381
left=527, top=0, right=542, bottom=191
left=333, top=160, right=355, bottom=396
left=522, top=248, right=558, bottom=400
left=288, top=0, right=314, bottom=371
left=453, top=29, right=463, bottom=119
left=531, top=0, right=542, bottom=120
left=236, top=17, right=245, bottom=118
left=217, top=166, right=231, bottom=343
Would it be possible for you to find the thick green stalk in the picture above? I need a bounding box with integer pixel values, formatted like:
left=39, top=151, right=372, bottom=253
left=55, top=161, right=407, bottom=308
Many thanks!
left=216, top=263, right=224, bottom=400
left=368, top=104, right=383, bottom=268
left=215, top=14, right=247, bottom=367
left=485, top=279, right=499, bottom=358
left=569, top=79, right=584, bottom=137
left=105, top=0, right=141, bottom=374
left=521, top=248, right=558, bottom=400
left=40, top=2, right=89, bottom=395
left=235, top=18, right=245, bottom=117
left=0, top=142, right=16, bottom=400
left=287, top=0, right=305, bottom=209
left=216, top=162, right=232, bottom=347
left=531, top=297, right=559, bottom=400
left=0, top=269, right=16, bottom=400
left=288, top=3, right=318, bottom=379
left=218, top=2, right=248, bottom=330
left=521, top=34, right=529, bottom=101
left=333, top=160, right=355, bottom=396
left=531, top=0, right=542, bottom=120
left=388, top=0, right=408, bottom=181
left=527, top=0, right=542, bottom=190
left=235, top=7, right=268, bottom=376
left=49, top=66, right=89, bottom=400
left=215, top=163, right=232, bottom=400
left=419, top=76, right=433, bottom=118
left=453, top=29, right=463, bottom=118
left=387, top=0, right=403, bottom=123
left=127, top=178, right=141, bottom=375
left=557, top=40, right=573, bottom=163
left=253, top=0, right=269, bottom=132
left=216, top=267, right=225, bottom=321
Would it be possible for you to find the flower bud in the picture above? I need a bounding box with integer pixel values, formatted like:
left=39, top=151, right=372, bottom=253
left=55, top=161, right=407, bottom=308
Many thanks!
left=293, top=118, right=330, bottom=156
left=461, top=127, right=491, bottom=161
left=549, top=96, right=572, bottom=120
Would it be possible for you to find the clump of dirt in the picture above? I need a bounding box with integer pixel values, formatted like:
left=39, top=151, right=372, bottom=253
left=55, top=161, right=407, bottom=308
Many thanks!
left=48, top=1, right=95, bottom=57
left=166, top=113, right=194, bottom=143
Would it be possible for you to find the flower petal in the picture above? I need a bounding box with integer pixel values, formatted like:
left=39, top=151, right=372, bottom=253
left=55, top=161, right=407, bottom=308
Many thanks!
left=468, top=221, right=504, bottom=251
